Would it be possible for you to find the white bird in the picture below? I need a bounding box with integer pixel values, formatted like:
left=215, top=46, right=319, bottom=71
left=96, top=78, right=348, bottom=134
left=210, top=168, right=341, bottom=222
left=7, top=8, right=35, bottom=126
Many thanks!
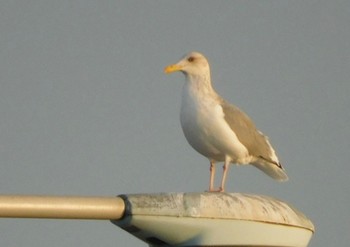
left=164, top=52, right=288, bottom=192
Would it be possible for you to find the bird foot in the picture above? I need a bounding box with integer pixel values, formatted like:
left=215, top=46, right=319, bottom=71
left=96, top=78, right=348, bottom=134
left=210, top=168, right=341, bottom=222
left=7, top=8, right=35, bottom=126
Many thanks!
left=206, top=187, right=224, bottom=192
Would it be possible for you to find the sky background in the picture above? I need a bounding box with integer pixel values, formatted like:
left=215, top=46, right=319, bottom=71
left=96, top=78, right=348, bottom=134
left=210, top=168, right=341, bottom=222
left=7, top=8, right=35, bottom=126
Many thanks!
left=0, top=1, right=349, bottom=247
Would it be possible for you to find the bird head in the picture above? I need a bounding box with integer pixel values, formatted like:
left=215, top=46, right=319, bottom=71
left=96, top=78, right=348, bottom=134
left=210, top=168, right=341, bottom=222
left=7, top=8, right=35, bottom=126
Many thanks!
left=164, top=52, right=210, bottom=77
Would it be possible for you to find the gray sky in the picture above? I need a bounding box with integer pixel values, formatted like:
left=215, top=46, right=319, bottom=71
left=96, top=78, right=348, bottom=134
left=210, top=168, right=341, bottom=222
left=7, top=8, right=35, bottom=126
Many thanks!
left=0, top=1, right=349, bottom=246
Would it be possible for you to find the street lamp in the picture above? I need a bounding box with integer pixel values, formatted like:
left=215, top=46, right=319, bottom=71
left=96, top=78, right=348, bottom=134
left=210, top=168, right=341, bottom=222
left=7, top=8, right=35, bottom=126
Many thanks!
left=0, top=192, right=314, bottom=247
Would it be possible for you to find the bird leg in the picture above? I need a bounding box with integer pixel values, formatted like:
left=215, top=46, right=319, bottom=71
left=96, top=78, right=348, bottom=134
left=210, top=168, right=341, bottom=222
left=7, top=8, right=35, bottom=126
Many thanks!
left=209, top=161, right=216, bottom=192
left=208, top=160, right=225, bottom=192
left=219, top=160, right=230, bottom=192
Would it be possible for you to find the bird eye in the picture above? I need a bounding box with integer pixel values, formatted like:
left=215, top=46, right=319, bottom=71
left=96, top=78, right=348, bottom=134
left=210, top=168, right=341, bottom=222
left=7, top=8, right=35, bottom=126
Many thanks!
left=187, top=56, right=195, bottom=62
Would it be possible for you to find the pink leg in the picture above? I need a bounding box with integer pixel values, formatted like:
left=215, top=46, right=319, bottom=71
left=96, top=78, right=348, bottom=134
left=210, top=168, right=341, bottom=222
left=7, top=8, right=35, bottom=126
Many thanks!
left=209, top=161, right=215, bottom=192
left=219, top=160, right=230, bottom=192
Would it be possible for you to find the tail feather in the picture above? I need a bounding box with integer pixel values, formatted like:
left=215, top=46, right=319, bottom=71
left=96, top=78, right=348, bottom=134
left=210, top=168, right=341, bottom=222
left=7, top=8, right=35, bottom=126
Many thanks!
left=252, top=160, right=289, bottom=182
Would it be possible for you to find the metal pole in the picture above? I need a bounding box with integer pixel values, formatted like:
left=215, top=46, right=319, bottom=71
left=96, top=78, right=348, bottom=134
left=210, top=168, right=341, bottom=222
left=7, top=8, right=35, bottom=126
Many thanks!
left=0, top=195, right=125, bottom=220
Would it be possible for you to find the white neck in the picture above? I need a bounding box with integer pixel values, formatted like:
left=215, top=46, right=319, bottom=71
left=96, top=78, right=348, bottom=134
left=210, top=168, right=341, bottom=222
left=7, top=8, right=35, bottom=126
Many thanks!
left=185, top=72, right=215, bottom=95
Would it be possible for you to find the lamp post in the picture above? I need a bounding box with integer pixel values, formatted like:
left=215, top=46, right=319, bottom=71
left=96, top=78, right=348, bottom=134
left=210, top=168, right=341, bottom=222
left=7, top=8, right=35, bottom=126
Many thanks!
left=0, top=193, right=314, bottom=247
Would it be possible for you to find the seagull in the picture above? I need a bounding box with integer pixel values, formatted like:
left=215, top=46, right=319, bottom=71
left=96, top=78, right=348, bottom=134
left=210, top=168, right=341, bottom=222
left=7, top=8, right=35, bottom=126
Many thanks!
left=164, top=52, right=288, bottom=192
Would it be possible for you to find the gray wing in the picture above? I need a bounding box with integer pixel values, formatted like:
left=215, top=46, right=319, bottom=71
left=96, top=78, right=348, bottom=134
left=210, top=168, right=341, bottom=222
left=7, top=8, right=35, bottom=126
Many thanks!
left=221, top=99, right=288, bottom=181
left=220, top=100, right=277, bottom=164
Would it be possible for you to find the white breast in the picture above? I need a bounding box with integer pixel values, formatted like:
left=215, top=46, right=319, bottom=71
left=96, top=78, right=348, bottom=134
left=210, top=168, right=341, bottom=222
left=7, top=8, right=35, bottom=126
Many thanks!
left=180, top=82, right=250, bottom=163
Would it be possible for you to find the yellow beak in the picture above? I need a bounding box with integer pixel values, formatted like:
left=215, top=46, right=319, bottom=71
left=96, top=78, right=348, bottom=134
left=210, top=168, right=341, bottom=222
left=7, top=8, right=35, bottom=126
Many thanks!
left=164, top=64, right=182, bottom=74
